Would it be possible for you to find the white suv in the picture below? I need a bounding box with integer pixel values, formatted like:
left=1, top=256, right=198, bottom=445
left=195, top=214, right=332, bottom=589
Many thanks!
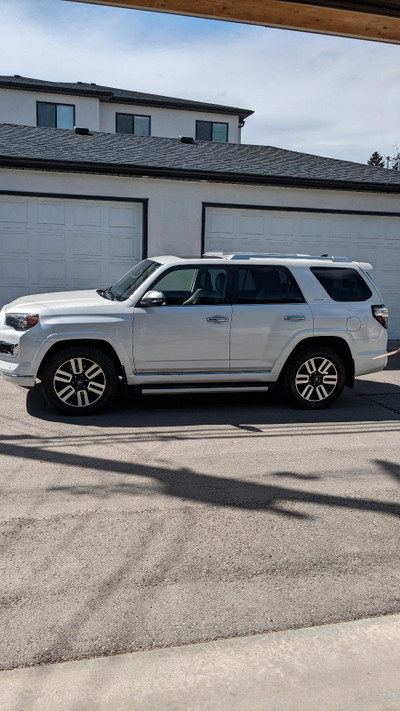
left=0, top=253, right=389, bottom=414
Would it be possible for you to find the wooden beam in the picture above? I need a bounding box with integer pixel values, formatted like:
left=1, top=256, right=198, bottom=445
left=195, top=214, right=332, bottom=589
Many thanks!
left=70, top=0, right=400, bottom=43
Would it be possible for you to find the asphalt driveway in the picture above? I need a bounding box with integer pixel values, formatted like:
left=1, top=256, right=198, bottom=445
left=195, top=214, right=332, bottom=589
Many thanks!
left=1, top=352, right=399, bottom=670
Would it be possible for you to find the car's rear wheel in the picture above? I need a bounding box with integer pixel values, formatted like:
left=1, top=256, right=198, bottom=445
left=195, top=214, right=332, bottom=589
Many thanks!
left=41, top=345, right=118, bottom=415
left=281, top=347, right=345, bottom=409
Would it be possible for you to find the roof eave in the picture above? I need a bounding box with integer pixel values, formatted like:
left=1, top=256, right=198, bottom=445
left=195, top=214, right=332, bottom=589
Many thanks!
left=0, top=80, right=113, bottom=99
left=1, top=156, right=400, bottom=193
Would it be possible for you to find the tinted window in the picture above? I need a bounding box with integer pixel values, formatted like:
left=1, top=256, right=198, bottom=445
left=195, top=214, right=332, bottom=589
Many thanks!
left=311, top=267, right=372, bottom=301
left=236, top=266, right=304, bottom=304
left=37, top=102, right=74, bottom=129
left=195, top=120, right=228, bottom=142
left=151, top=266, right=229, bottom=305
left=116, top=113, right=150, bottom=136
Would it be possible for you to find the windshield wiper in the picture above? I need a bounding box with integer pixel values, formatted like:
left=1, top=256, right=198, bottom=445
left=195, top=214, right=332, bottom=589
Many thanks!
left=97, top=286, right=116, bottom=301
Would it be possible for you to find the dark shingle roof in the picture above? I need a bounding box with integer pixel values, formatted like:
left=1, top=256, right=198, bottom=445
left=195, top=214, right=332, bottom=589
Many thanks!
left=0, top=75, right=253, bottom=119
left=1, top=123, right=400, bottom=193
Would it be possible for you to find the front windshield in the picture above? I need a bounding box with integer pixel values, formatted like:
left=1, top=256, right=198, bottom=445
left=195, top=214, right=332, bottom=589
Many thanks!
left=111, top=259, right=161, bottom=300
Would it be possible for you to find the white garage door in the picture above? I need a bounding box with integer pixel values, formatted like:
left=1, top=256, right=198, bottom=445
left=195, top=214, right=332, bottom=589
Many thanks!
left=0, top=195, right=144, bottom=308
left=205, top=206, right=400, bottom=338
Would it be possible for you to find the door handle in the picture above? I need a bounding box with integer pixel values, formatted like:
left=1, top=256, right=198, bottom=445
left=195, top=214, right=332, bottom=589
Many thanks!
left=206, top=316, right=229, bottom=323
left=284, top=315, right=306, bottom=321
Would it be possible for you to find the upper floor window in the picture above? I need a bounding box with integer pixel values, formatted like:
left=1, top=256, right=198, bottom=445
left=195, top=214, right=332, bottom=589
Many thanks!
left=37, top=102, right=75, bottom=130
left=196, top=120, right=228, bottom=143
left=116, top=113, right=151, bottom=136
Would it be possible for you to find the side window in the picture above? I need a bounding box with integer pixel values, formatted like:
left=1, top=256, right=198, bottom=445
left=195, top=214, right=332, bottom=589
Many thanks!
left=310, top=267, right=372, bottom=301
left=116, top=113, right=151, bottom=136
left=236, top=266, right=304, bottom=304
left=37, top=102, right=75, bottom=129
left=195, top=120, right=228, bottom=143
left=151, top=266, right=229, bottom=305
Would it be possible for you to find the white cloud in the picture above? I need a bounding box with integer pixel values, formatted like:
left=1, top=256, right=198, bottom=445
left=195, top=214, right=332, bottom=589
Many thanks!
left=1, top=0, right=400, bottom=163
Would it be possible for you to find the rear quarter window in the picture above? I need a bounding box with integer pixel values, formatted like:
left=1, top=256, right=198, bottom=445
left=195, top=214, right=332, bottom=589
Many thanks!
left=310, top=267, right=372, bottom=302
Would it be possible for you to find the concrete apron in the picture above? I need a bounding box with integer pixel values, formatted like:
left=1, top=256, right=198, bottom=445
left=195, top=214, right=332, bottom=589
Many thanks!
left=1, top=613, right=399, bottom=711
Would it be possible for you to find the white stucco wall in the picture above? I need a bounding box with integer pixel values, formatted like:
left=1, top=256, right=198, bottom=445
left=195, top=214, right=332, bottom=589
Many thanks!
left=2, top=166, right=400, bottom=254
left=0, top=89, right=242, bottom=142
left=99, top=103, right=241, bottom=142
left=1, top=166, right=400, bottom=336
left=0, top=89, right=100, bottom=130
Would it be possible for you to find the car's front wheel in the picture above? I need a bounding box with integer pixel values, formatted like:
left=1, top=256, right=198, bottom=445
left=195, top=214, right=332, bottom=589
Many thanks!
left=281, top=347, right=346, bottom=409
left=41, top=345, right=119, bottom=414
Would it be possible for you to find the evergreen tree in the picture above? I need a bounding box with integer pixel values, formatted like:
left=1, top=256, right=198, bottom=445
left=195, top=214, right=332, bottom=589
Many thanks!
left=367, top=151, right=385, bottom=167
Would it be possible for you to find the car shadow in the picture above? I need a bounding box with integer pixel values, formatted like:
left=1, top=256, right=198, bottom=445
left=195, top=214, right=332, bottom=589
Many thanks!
left=25, top=372, right=400, bottom=431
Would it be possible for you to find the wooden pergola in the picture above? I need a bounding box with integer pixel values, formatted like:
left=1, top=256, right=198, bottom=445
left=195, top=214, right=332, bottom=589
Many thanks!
left=69, top=1, right=400, bottom=44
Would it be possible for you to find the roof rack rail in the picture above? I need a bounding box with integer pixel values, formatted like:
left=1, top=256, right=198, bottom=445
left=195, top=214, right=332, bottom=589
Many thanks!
left=202, top=251, right=352, bottom=262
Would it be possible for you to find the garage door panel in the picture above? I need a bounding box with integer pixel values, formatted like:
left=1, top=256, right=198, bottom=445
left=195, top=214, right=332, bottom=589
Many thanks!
left=0, top=230, right=29, bottom=254
left=72, top=259, right=103, bottom=286
left=38, top=231, right=66, bottom=255
left=239, top=214, right=265, bottom=235
left=72, top=205, right=102, bottom=227
left=108, top=206, right=139, bottom=229
left=270, top=216, right=295, bottom=237
left=0, top=200, right=28, bottom=223
left=108, top=235, right=138, bottom=258
left=72, top=232, right=102, bottom=256
left=205, top=206, right=400, bottom=337
left=37, top=202, right=66, bottom=225
left=0, top=196, right=143, bottom=308
left=0, top=258, right=29, bottom=284
left=383, top=246, right=400, bottom=266
left=37, top=259, right=67, bottom=284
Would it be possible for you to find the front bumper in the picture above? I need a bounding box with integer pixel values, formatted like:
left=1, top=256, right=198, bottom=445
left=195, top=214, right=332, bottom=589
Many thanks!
left=0, top=370, right=36, bottom=388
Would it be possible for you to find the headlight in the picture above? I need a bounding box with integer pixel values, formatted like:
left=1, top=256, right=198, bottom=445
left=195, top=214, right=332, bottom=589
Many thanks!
left=5, top=314, right=39, bottom=331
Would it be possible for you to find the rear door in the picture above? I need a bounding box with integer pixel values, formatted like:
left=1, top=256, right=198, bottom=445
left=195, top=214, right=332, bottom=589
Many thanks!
left=230, top=264, right=313, bottom=371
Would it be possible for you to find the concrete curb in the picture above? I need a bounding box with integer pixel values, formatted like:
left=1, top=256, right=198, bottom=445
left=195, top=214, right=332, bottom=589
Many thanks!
left=1, top=614, right=399, bottom=711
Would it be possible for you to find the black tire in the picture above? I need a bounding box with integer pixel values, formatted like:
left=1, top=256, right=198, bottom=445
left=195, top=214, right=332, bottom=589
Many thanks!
left=281, top=347, right=346, bottom=409
left=41, top=345, right=119, bottom=415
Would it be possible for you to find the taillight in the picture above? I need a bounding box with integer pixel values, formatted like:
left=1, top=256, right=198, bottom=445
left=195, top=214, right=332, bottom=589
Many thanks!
left=372, top=305, right=389, bottom=329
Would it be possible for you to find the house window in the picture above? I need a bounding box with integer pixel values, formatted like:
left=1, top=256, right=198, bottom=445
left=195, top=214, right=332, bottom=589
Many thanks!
left=116, top=113, right=151, bottom=136
left=37, top=102, right=75, bottom=129
left=196, top=121, right=228, bottom=142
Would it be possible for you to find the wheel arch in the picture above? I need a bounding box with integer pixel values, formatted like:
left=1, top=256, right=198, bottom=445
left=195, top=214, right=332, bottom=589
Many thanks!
left=280, top=337, right=354, bottom=388
left=37, top=339, right=125, bottom=382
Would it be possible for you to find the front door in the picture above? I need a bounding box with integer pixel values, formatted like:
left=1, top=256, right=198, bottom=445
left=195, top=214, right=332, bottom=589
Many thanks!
left=133, top=265, right=232, bottom=373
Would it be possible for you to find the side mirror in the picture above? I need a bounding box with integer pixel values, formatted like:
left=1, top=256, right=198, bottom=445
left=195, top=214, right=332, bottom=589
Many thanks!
left=139, top=290, right=164, bottom=307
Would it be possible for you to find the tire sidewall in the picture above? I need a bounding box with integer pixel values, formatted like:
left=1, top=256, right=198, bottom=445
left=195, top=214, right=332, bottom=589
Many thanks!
left=42, top=345, right=118, bottom=415
left=282, top=347, right=346, bottom=409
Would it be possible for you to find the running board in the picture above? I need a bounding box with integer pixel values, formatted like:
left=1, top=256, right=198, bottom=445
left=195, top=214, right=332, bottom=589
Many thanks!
left=141, top=385, right=270, bottom=395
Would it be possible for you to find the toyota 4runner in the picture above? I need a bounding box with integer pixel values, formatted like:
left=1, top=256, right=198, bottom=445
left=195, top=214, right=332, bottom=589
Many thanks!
left=0, top=253, right=389, bottom=414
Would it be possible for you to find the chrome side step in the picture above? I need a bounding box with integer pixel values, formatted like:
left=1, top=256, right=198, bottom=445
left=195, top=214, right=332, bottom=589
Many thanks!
left=142, top=385, right=270, bottom=395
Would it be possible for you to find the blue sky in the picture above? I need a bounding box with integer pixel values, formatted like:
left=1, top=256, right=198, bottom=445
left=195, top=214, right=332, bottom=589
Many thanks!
left=2, top=0, right=400, bottom=164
